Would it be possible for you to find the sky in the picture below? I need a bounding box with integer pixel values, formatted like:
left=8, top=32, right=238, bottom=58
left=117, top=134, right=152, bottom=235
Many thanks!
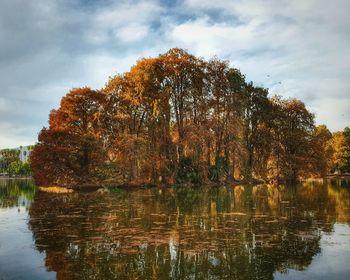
left=0, top=0, right=349, bottom=148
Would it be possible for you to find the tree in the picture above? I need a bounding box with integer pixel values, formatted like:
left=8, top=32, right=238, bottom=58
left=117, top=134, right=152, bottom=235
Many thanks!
left=310, top=125, right=333, bottom=176
left=31, top=88, right=107, bottom=187
left=8, top=160, right=31, bottom=176
left=204, top=60, right=246, bottom=182
left=0, top=149, right=20, bottom=174
left=30, top=48, right=331, bottom=188
left=241, top=84, right=271, bottom=181
left=104, top=58, right=173, bottom=184
left=269, top=97, right=315, bottom=183
left=159, top=48, right=205, bottom=162
left=342, top=127, right=350, bottom=173
left=329, top=128, right=350, bottom=173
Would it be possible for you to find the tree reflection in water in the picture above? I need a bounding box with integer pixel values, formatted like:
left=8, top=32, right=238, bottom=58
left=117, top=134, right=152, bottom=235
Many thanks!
left=0, top=179, right=36, bottom=209
left=28, top=181, right=350, bottom=279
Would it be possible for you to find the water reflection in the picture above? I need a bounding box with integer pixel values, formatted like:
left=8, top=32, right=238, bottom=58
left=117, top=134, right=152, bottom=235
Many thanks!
left=0, top=179, right=36, bottom=209
left=25, top=181, right=350, bottom=280
left=0, top=180, right=53, bottom=280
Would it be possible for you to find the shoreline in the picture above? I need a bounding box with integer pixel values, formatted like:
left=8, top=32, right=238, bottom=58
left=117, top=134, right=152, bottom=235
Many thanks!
left=2, top=176, right=349, bottom=194
left=0, top=176, right=32, bottom=180
left=324, top=174, right=350, bottom=179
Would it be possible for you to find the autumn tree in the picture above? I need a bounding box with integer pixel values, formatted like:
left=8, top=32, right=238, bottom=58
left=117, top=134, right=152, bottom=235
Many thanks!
left=240, top=84, right=271, bottom=181
left=328, top=127, right=350, bottom=173
left=159, top=49, right=205, bottom=162
left=204, top=60, right=246, bottom=182
left=311, top=125, right=333, bottom=176
left=269, top=97, right=315, bottom=183
left=104, top=58, right=175, bottom=184
left=341, top=127, right=350, bottom=173
left=31, top=88, right=106, bottom=187
left=30, top=48, right=331, bottom=188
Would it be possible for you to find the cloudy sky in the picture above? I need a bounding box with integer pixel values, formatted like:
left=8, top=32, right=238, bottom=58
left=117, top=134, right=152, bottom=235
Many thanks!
left=0, top=0, right=349, bottom=148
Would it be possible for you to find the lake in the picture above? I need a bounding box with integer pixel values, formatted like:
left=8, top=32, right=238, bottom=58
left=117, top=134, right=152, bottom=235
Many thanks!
left=0, top=179, right=350, bottom=279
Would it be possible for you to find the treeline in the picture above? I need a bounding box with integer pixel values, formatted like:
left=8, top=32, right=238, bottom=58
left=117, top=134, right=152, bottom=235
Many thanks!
left=319, top=126, right=350, bottom=174
left=30, top=48, right=349, bottom=188
left=0, top=149, right=31, bottom=176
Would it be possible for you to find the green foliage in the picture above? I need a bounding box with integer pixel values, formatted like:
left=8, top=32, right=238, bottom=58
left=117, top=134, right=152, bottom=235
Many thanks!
left=0, top=180, right=37, bottom=208
left=176, top=157, right=201, bottom=184
left=0, top=149, right=19, bottom=173
left=173, top=186, right=201, bottom=212
left=0, top=149, right=30, bottom=176
left=209, top=156, right=229, bottom=182
left=8, top=160, right=31, bottom=176
left=109, top=187, right=128, bottom=200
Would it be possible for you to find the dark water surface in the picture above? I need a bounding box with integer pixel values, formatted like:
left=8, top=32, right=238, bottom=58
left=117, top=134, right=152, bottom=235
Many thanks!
left=0, top=179, right=350, bottom=279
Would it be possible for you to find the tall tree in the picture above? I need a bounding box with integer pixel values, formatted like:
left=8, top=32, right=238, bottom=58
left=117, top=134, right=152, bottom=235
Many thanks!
left=329, top=128, right=350, bottom=173
left=160, top=48, right=205, bottom=162
left=31, top=88, right=106, bottom=187
left=270, top=97, right=315, bottom=183
left=241, top=84, right=271, bottom=181
left=311, top=125, right=333, bottom=176
left=30, top=48, right=330, bottom=188
left=342, top=127, right=350, bottom=173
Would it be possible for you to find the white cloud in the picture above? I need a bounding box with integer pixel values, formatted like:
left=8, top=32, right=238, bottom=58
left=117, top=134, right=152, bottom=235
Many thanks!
left=0, top=0, right=349, bottom=148
left=114, top=24, right=149, bottom=42
left=87, top=0, right=163, bottom=44
left=0, top=97, right=10, bottom=113
left=0, top=122, right=37, bottom=149
left=170, top=16, right=298, bottom=57
left=80, top=52, right=141, bottom=88
left=172, top=0, right=350, bottom=131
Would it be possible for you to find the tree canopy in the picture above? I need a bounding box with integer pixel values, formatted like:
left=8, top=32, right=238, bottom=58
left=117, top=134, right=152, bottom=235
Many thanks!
left=0, top=149, right=31, bottom=176
left=30, top=48, right=348, bottom=188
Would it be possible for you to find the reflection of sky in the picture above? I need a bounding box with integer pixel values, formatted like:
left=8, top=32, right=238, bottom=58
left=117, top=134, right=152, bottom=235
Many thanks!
left=274, top=224, right=350, bottom=280
left=0, top=207, right=55, bottom=279
left=169, top=232, right=178, bottom=279
left=0, top=180, right=350, bottom=279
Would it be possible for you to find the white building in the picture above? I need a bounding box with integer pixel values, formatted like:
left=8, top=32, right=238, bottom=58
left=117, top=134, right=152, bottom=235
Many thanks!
left=16, top=145, right=33, bottom=162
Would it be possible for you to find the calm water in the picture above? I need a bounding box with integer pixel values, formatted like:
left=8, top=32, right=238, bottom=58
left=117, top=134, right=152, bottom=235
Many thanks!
left=0, top=179, right=350, bottom=279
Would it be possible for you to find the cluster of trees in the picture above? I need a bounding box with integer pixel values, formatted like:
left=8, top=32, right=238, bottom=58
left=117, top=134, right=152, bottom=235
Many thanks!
left=30, top=48, right=349, bottom=188
left=0, top=149, right=31, bottom=176
left=314, top=126, right=350, bottom=175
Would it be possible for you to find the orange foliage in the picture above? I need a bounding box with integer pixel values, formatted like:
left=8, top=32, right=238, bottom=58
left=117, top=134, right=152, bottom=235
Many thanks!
left=30, top=49, right=332, bottom=188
